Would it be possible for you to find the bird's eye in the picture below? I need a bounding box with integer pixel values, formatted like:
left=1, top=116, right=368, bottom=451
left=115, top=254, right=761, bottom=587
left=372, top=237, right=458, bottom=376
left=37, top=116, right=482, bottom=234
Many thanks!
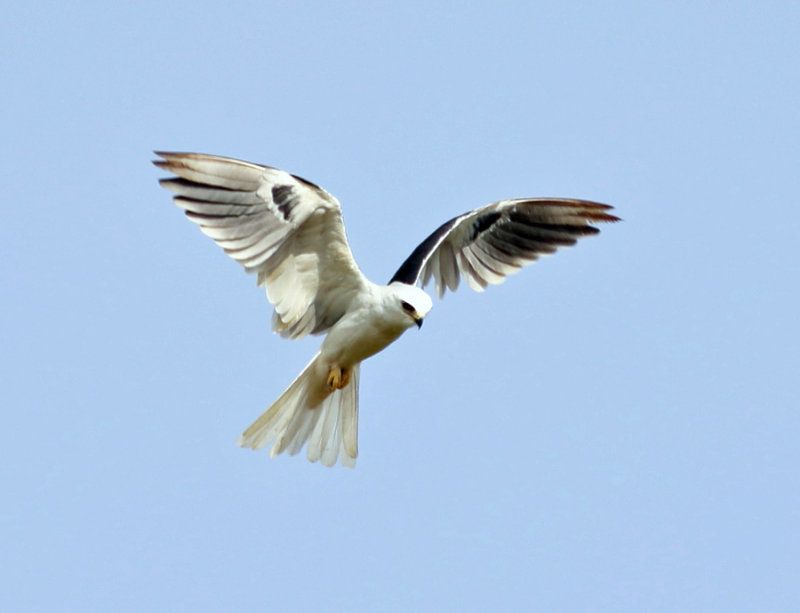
left=401, top=300, right=415, bottom=313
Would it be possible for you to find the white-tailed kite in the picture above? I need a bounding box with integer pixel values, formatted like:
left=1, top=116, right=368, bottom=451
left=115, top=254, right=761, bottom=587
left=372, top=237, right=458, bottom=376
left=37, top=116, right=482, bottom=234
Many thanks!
left=154, top=152, right=618, bottom=467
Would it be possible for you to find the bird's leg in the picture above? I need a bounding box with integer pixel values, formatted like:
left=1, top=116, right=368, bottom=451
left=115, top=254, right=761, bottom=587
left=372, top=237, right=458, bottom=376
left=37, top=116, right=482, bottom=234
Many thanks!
left=326, top=366, right=351, bottom=391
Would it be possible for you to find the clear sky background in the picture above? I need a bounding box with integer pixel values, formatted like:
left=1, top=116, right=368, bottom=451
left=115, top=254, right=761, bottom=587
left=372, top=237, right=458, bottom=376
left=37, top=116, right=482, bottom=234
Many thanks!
left=3, top=2, right=798, bottom=611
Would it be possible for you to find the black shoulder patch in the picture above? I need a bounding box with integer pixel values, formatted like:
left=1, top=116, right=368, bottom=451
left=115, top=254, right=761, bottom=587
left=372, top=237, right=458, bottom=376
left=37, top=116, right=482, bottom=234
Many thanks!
left=290, top=173, right=321, bottom=190
left=469, top=210, right=502, bottom=241
left=389, top=215, right=461, bottom=285
left=272, top=185, right=296, bottom=220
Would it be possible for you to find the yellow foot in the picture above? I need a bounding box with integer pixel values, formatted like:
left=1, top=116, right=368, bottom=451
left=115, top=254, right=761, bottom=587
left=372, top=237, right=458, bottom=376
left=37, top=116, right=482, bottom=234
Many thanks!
left=326, top=366, right=351, bottom=391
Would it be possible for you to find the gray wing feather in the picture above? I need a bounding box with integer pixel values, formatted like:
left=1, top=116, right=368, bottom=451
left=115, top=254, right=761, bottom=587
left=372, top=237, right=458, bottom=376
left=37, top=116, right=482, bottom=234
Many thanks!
left=155, top=152, right=368, bottom=339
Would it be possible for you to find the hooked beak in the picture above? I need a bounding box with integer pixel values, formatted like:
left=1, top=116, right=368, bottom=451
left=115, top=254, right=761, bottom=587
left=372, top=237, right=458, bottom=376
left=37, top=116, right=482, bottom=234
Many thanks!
left=415, top=316, right=423, bottom=329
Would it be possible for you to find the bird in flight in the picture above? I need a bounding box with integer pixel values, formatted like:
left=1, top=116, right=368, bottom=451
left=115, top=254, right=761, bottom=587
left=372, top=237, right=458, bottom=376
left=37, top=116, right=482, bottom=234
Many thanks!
left=154, top=152, right=618, bottom=467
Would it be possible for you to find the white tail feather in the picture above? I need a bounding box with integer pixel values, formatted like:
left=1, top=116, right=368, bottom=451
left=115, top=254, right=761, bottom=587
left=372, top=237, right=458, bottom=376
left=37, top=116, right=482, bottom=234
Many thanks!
left=237, top=353, right=359, bottom=467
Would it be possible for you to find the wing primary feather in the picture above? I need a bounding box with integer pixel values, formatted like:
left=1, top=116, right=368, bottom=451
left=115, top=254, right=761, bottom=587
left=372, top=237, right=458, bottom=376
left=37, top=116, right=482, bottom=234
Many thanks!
left=154, top=154, right=263, bottom=191
left=438, top=240, right=460, bottom=294
left=456, top=250, right=488, bottom=291
left=462, top=245, right=506, bottom=285
left=173, top=196, right=258, bottom=218
left=159, top=177, right=262, bottom=204
left=471, top=239, right=522, bottom=276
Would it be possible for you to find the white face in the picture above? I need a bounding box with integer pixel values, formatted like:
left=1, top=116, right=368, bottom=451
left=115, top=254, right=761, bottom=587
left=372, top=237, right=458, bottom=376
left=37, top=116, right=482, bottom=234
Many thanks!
left=389, top=283, right=433, bottom=328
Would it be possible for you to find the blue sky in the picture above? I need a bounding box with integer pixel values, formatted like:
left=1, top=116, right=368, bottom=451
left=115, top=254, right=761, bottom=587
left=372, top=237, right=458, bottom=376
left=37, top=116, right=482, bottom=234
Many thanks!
left=3, top=2, right=799, bottom=611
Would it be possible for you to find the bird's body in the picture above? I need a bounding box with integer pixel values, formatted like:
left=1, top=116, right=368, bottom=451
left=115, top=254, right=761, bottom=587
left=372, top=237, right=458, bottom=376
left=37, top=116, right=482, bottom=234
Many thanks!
left=154, top=152, right=618, bottom=467
left=318, top=282, right=431, bottom=371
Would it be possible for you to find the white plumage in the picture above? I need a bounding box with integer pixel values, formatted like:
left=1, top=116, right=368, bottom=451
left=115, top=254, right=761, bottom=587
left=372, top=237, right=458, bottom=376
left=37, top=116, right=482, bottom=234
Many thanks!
left=154, top=152, right=618, bottom=467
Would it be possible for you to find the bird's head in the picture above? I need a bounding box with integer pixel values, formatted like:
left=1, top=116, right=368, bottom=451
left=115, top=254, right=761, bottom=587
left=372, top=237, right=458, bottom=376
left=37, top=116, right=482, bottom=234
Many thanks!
left=388, top=282, right=432, bottom=329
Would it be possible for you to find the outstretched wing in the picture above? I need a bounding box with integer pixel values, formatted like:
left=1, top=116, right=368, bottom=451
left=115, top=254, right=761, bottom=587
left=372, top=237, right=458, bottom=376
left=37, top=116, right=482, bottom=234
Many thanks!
left=390, top=198, right=619, bottom=297
left=154, top=152, right=368, bottom=339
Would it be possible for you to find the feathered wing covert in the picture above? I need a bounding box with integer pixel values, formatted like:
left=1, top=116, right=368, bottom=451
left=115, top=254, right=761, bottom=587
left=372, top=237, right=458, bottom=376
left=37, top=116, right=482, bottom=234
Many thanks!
left=155, top=152, right=618, bottom=468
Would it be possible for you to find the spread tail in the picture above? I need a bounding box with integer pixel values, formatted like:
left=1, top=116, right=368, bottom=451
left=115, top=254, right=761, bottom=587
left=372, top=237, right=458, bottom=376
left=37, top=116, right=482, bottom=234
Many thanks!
left=237, top=353, right=359, bottom=468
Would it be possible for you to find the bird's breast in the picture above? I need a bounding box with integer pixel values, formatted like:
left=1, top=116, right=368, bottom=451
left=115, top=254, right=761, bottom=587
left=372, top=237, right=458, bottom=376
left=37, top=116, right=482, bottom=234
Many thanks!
left=320, top=307, right=409, bottom=368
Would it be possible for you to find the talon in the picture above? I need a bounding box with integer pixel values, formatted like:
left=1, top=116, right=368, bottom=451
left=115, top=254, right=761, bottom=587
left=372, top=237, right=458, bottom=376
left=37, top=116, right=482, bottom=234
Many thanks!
left=326, top=367, right=341, bottom=391
left=326, top=366, right=351, bottom=391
